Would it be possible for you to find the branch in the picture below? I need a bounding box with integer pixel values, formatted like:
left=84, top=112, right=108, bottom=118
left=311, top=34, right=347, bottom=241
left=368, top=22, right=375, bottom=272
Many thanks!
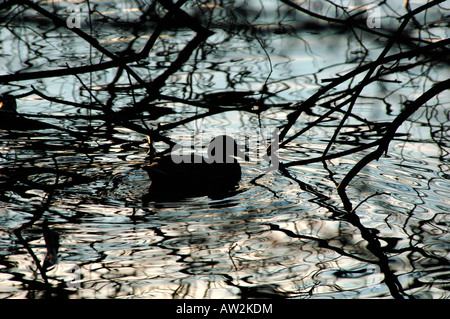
left=337, top=78, right=450, bottom=211
left=20, top=0, right=149, bottom=90
left=270, top=1, right=449, bottom=154
left=268, top=37, right=450, bottom=155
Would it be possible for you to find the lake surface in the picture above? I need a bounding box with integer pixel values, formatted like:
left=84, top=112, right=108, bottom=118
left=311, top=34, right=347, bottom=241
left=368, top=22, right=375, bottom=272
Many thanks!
left=0, top=1, right=449, bottom=299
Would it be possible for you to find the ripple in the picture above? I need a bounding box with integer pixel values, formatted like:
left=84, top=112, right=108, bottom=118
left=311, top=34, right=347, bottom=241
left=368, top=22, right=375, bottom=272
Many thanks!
left=2, top=15, right=449, bottom=299
left=419, top=267, right=450, bottom=285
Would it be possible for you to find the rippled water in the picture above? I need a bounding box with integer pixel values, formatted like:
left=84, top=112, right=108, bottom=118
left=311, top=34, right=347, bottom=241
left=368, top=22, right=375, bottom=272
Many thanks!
left=1, top=1, right=449, bottom=299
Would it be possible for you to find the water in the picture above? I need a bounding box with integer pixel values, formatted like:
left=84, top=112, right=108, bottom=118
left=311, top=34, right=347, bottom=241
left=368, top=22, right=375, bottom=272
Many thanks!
left=0, top=1, right=449, bottom=299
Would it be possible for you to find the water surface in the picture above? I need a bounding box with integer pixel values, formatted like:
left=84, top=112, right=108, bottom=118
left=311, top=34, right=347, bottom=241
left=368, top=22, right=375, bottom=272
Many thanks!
left=0, top=0, right=449, bottom=299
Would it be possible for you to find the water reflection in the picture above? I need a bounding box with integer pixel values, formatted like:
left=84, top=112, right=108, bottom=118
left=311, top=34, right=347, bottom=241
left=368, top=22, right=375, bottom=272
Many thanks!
left=1, top=0, right=449, bottom=300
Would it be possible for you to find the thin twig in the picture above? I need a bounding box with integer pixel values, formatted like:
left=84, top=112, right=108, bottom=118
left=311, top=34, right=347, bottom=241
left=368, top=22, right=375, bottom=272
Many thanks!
left=337, top=78, right=450, bottom=211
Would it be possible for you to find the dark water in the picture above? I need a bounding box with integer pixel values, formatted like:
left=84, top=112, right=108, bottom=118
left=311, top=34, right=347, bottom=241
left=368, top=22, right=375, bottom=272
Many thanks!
left=0, top=1, right=449, bottom=299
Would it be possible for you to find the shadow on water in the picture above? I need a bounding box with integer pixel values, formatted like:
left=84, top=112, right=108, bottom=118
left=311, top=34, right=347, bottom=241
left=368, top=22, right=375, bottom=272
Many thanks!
left=0, top=0, right=449, bottom=299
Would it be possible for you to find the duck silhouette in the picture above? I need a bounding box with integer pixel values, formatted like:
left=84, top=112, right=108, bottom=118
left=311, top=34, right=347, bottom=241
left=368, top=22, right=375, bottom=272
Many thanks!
left=0, top=94, right=58, bottom=131
left=142, top=135, right=246, bottom=200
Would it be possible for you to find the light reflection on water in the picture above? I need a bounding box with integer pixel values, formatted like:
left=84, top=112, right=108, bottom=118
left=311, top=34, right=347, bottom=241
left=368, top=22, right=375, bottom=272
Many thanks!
left=1, top=0, right=449, bottom=300
left=4, top=135, right=448, bottom=299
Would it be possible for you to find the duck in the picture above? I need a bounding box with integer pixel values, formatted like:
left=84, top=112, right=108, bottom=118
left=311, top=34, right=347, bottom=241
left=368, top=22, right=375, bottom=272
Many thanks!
left=0, top=94, right=17, bottom=114
left=142, top=135, right=246, bottom=200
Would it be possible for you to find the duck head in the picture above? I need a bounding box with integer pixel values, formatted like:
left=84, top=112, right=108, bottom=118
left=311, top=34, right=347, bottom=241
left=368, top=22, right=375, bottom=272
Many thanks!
left=0, top=94, right=17, bottom=115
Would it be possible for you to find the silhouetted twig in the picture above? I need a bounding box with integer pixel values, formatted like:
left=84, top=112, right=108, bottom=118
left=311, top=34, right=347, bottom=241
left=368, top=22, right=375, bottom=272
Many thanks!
left=337, top=78, right=450, bottom=211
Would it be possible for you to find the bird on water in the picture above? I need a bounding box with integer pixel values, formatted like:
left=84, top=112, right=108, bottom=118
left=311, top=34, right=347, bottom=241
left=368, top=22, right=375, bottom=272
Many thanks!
left=142, top=135, right=246, bottom=200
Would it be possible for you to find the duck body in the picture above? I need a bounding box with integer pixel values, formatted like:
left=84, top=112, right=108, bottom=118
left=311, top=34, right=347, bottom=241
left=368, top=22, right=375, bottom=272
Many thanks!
left=142, top=135, right=244, bottom=200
